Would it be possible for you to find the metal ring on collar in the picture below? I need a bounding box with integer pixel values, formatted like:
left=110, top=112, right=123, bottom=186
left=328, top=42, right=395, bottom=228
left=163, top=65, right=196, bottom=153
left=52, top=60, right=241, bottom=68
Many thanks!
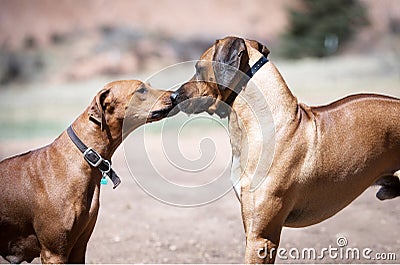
left=100, top=160, right=111, bottom=175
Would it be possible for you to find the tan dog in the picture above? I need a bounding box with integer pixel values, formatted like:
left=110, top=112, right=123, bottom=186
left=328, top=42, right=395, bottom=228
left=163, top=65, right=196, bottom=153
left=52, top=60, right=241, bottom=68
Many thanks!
left=0, top=80, right=173, bottom=263
left=170, top=36, right=400, bottom=263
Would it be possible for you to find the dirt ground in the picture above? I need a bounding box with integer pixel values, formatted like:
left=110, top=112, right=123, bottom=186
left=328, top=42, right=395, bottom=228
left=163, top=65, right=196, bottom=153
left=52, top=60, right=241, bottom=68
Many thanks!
left=0, top=56, right=399, bottom=264
left=0, top=135, right=399, bottom=264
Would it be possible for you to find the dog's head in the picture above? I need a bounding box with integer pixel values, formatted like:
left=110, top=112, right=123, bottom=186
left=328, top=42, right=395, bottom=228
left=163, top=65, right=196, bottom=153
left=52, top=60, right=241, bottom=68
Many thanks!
left=88, top=80, right=174, bottom=134
left=170, top=36, right=270, bottom=118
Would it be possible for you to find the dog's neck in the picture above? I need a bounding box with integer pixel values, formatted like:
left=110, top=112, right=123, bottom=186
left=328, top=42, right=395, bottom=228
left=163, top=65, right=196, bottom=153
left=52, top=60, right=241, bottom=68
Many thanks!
left=232, top=56, right=299, bottom=133
left=228, top=56, right=300, bottom=191
left=253, top=59, right=297, bottom=122
left=70, top=112, right=122, bottom=160
left=228, top=55, right=299, bottom=159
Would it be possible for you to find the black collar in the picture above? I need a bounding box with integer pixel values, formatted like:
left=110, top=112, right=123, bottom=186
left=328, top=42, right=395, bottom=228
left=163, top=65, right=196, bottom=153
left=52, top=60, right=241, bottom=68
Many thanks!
left=67, top=126, right=121, bottom=189
left=224, top=55, right=269, bottom=106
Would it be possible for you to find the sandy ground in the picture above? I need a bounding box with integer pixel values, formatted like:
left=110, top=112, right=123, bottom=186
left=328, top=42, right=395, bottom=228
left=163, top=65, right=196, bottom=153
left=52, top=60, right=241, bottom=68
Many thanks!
left=0, top=135, right=399, bottom=264
left=0, top=56, right=399, bottom=264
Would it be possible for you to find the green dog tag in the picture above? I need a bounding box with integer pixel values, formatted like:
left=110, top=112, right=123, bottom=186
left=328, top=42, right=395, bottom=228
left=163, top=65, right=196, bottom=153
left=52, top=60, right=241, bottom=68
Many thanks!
left=100, top=176, right=108, bottom=185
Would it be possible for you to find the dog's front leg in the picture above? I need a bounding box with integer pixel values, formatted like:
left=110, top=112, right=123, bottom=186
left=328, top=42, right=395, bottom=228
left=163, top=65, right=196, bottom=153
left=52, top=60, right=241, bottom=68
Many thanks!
left=68, top=222, right=96, bottom=263
left=241, top=177, right=287, bottom=264
left=40, top=248, right=68, bottom=264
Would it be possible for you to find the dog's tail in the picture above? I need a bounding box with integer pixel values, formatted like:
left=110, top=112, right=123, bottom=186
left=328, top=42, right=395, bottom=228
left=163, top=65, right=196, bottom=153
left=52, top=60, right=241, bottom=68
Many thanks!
left=375, top=173, right=400, bottom=200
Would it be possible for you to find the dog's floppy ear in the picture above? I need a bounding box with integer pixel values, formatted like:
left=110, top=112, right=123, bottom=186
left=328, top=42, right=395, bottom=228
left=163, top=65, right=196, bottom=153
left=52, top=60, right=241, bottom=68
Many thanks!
left=212, top=37, right=250, bottom=90
left=88, top=88, right=111, bottom=131
left=247, top=39, right=270, bottom=58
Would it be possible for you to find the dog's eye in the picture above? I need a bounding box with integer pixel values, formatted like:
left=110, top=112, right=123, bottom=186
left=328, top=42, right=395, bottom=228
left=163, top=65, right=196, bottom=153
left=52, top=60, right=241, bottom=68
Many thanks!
left=136, top=87, right=147, bottom=94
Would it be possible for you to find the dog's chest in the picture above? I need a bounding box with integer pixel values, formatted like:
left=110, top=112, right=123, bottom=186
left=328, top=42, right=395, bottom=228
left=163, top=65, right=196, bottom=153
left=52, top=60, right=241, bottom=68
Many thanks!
left=228, top=103, right=275, bottom=199
left=228, top=112, right=244, bottom=199
left=231, top=155, right=242, bottom=199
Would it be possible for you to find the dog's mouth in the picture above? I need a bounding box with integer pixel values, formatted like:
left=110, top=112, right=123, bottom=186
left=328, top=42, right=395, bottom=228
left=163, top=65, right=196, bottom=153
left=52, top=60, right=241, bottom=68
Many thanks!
left=175, top=96, right=217, bottom=115
left=147, top=105, right=179, bottom=122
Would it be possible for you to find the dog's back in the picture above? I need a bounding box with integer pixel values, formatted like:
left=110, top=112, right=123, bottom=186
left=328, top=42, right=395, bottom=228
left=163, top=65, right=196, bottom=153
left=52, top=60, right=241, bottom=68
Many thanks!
left=312, top=94, right=400, bottom=179
left=290, top=94, right=400, bottom=226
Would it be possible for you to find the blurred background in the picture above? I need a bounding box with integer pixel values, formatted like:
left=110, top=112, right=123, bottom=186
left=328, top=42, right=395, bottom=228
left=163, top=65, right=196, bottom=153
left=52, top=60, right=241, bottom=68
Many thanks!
left=0, top=0, right=399, bottom=138
left=0, top=0, right=399, bottom=263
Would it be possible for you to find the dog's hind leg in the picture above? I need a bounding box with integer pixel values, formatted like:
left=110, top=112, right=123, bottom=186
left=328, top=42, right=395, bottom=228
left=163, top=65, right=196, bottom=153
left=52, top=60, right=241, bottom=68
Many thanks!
left=375, top=172, right=400, bottom=200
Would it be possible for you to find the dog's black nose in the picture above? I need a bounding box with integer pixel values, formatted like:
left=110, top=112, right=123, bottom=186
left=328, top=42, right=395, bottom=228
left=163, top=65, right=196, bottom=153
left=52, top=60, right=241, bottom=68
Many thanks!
left=170, top=91, right=179, bottom=104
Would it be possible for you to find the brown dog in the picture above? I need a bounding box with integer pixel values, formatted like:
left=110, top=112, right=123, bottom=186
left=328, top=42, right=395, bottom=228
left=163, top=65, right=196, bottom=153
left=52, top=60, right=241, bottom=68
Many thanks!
left=0, top=80, right=173, bottom=263
left=170, top=36, right=400, bottom=263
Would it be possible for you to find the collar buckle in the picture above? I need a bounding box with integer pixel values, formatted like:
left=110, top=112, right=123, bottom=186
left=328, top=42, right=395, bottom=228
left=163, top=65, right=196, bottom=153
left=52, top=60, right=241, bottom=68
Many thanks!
left=83, top=148, right=103, bottom=167
left=67, top=125, right=121, bottom=189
